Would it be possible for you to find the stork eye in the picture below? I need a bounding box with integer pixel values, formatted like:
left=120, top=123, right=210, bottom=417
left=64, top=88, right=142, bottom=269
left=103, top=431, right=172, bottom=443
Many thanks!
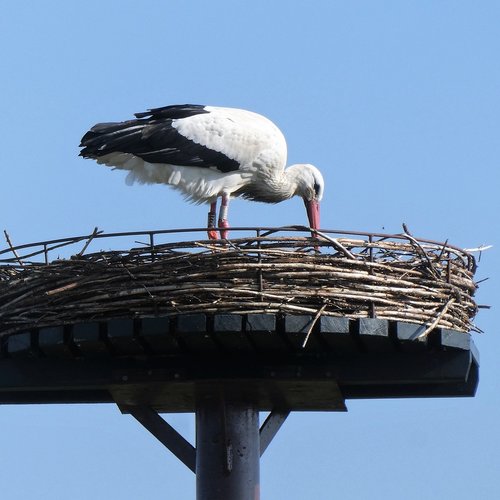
left=313, top=182, right=320, bottom=196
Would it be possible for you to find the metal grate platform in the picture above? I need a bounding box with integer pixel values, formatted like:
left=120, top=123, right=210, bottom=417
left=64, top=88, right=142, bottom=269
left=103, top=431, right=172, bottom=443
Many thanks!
left=0, top=314, right=478, bottom=410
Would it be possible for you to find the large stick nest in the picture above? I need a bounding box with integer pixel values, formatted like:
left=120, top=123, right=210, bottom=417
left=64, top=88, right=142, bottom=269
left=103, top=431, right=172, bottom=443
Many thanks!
left=0, top=230, right=479, bottom=336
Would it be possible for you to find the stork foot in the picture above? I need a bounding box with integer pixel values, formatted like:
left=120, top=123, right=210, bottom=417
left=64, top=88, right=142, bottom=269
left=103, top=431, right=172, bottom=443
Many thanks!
left=207, top=202, right=218, bottom=240
left=207, top=229, right=218, bottom=240
left=218, top=219, right=230, bottom=239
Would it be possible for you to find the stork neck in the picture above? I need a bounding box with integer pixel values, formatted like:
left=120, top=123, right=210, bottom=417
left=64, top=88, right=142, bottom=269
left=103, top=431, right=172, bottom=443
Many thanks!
left=256, top=168, right=297, bottom=202
left=238, top=163, right=305, bottom=203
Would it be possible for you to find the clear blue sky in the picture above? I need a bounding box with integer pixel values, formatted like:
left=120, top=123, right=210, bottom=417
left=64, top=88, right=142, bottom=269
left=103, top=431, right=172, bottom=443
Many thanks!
left=1, top=1, right=499, bottom=499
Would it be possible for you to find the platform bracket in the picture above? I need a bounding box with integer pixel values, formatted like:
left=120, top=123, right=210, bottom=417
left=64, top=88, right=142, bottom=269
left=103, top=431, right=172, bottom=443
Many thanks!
left=121, top=405, right=290, bottom=473
left=124, top=405, right=196, bottom=473
left=259, top=409, right=290, bottom=457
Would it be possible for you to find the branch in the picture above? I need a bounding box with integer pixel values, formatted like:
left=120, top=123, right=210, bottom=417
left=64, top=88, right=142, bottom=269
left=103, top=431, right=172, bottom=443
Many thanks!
left=417, top=298, right=455, bottom=339
left=302, top=302, right=329, bottom=347
left=76, top=227, right=102, bottom=257
left=314, top=230, right=356, bottom=259
left=3, top=230, right=24, bottom=267
left=401, top=224, right=440, bottom=279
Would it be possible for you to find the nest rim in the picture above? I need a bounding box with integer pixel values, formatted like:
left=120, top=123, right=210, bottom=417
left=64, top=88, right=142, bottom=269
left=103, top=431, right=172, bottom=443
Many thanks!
left=0, top=226, right=479, bottom=337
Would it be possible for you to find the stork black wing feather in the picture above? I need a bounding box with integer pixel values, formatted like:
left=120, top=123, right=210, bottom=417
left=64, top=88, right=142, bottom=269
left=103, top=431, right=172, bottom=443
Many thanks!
left=79, top=106, right=240, bottom=173
left=134, top=104, right=209, bottom=120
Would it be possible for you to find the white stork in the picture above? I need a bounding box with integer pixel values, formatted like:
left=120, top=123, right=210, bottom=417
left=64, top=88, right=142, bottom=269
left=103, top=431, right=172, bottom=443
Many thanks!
left=79, top=104, right=324, bottom=239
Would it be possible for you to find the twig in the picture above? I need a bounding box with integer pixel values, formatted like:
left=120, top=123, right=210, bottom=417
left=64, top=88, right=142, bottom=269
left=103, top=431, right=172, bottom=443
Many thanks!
left=302, top=303, right=329, bottom=347
left=463, top=245, right=493, bottom=253
left=401, top=224, right=440, bottom=279
left=46, top=282, right=78, bottom=296
left=313, top=230, right=356, bottom=259
left=416, top=298, right=456, bottom=339
left=436, top=239, right=449, bottom=262
left=76, top=227, right=102, bottom=257
left=3, top=230, right=24, bottom=267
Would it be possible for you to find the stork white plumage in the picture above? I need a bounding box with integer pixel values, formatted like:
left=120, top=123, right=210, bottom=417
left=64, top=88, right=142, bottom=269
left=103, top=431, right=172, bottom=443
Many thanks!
left=79, top=104, right=324, bottom=239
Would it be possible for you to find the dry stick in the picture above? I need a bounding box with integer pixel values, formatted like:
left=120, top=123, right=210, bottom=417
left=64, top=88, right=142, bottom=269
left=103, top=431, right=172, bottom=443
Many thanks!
left=76, top=227, right=102, bottom=257
left=417, top=298, right=456, bottom=339
left=119, top=262, right=157, bottom=301
left=313, top=230, right=356, bottom=259
left=436, top=239, right=449, bottom=262
left=302, top=303, right=329, bottom=348
left=46, top=282, right=79, bottom=296
left=225, top=240, right=246, bottom=254
left=401, top=224, right=440, bottom=279
left=3, top=230, right=24, bottom=267
left=194, top=241, right=229, bottom=252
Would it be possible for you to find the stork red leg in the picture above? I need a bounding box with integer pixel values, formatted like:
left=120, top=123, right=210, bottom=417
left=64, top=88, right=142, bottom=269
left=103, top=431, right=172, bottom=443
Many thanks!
left=207, top=201, right=218, bottom=240
left=218, top=194, right=230, bottom=239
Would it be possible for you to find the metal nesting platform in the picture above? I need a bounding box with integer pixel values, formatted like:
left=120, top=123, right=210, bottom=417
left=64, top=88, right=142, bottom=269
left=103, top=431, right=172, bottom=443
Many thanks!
left=0, top=313, right=480, bottom=500
left=0, top=227, right=481, bottom=500
left=0, top=314, right=478, bottom=408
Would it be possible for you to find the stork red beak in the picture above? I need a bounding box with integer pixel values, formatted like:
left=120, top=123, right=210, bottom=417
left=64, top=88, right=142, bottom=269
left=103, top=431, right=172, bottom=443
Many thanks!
left=304, top=198, right=320, bottom=232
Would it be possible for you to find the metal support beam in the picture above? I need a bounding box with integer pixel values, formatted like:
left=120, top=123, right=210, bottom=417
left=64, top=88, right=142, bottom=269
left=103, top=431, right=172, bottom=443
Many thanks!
left=124, top=402, right=287, bottom=497
left=259, top=409, right=290, bottom=457
left=127, top=405, right=196, bottom=473
left=196, top=394, right=260, bottom=500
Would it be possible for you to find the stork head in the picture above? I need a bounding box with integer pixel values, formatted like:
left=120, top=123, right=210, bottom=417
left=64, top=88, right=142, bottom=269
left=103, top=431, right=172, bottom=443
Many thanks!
left=291, top=164, right=324, bottom=231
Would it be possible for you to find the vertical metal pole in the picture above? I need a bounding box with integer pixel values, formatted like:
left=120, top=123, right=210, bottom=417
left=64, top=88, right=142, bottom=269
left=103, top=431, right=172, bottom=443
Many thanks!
left=196, top=393, right=260, bottom=500
left=149, top=232, right=155, bottom=262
